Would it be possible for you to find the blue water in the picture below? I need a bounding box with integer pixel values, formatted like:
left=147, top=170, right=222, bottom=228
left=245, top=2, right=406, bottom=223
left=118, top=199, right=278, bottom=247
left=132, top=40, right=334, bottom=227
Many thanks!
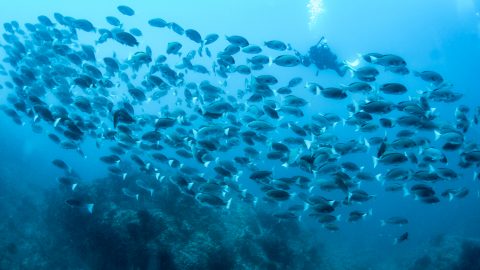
left=1, top=1, right=480, bottom=269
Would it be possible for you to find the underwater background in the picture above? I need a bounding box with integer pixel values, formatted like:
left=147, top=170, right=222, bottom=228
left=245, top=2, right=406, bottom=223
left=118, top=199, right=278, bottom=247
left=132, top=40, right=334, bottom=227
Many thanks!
left=1, top=0, right=480, bottom=269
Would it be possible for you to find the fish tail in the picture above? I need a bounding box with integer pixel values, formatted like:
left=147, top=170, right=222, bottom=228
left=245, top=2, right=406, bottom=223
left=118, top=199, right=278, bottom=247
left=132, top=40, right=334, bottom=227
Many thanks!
left=86, top=204, right=94, bottom=214
left=226, top=198, right=232, bottom=209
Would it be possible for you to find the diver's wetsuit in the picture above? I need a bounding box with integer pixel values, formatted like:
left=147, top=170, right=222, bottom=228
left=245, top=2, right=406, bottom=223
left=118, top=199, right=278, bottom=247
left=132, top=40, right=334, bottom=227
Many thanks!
left=297, top=37, right=347, bottom=77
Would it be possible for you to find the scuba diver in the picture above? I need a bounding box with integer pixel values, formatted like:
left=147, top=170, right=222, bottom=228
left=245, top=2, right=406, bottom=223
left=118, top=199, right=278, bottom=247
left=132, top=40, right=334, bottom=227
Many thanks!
left=296, top=37, right=349, bottom=77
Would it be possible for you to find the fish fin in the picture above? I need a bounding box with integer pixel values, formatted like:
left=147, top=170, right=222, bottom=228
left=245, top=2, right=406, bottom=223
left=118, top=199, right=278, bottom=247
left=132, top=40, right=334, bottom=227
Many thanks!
left=352, top=99, right=359, bottom=113
left=369, top=55, right=379, bottom=63
left=71, top=183, right=78, bottom=191
left=474, top=171, right=478, bottom=181
left=303, top=203, right=310, bottom=211
left=304, top=139, right=312, bottom=150
left=448, top=193, right=454, bottom=201
left=53, top=118, right=61, bottom=127
left=364, top=138, right=370, bottom=149
left=86, top=204, right=94, bottom=214
left=368, top=208, right=373, bottom=216
left=336, top=214, right=342, bottom=221
left=122, top=173, right=128, bottom=181
left=434, top=130, right=441, bottom=140
left=226, top=198, right=232, bottom=209
left=347, top=68, right=355, bottom=78
left=403, top=186, right=410, bottom=197
left=380, top=220, right=386, bottom=226
left=375, top=173, right=382, bottom=182
left=372, top=156, right=379, bottom=168
left=187, top=182, right=194, bottom=190
left=345, top=58, right=360, bottom=68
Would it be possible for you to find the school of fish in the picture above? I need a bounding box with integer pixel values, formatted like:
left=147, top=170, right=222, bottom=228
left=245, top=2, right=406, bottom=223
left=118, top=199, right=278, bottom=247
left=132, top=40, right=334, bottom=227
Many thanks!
left=1, top=5, right=478, bottom=244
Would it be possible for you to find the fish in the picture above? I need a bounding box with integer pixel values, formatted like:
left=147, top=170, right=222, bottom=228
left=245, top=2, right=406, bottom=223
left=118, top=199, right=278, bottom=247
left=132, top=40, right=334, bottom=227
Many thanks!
left=166, top=42, right=183, bottom=55
left=114, top=31, right=138, bottom=46
left=242, top=45, right=262, bottom=54
left=248, top=55, right=270, bottom=65
left=342, top=82, right=372, bottom=93
left=373, top=152, right=408, bottom=168
left=148, top=18, right=169, bottom=28
left=129, top=28, right=143, bottom=37
left=65, top=199, right=94, bottom=214
left=122, top=188, right=139, bottom=200
left=348, top=209, right=372, bottom=222
left=366, top=53, right=406, bottom=68
left=204, top=33, right=219, bottom=45
left=348, top=190, right=375, bottom=203
left=273, top=55, right=301, bottom=67
left=117, top=5, right=135, bottom=16
left=195, top=193, right=232, bottom=209
left=264, top=40, right=287, bottom=51
left=383, top=168, right=411, bottom=181
left=379, top=83, right=407, bottom=95
left=72, top=19, right=95, bottom=32
left=106, top=16, right=121, bottom=27
left=414, top=70, right=444, bottom=85
left=441, top=187, right=469, bottom=201
left=100, top=155, right=121, bottom=164
left=52, top=159, right=71, bottom=172
left=355, top=66, right=379, bottom=81
left=394, top=232, right=409, bottom=245
left=169, top=22, right=185, bottom=35
left=185, top=29, right=202, bottom=43
left=381, top=216, right=408, bottom=226
left=288, top=77, right=303, bottom=88
left=321, top=87, right=347, bottom=100
left=136, top=180, right=154, bottom=196
left=226, top=35, right=249, bottom=47
left=57, top=176, right=78, bottom=191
